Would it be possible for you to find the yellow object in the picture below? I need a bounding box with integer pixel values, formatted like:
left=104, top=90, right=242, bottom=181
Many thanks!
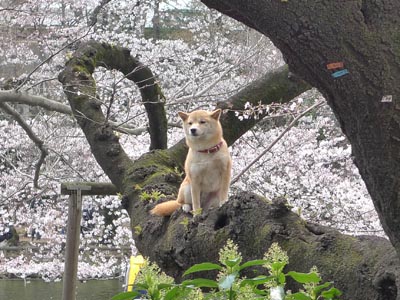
left=126, top=255, right=145, bottom=292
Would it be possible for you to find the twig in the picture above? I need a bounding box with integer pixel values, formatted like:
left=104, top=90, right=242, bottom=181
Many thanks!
left=0, top=8, right=27, bottom=13
left=0, top=181, right=32, bottom=205
left=105, top=72, right=118, bottom=122
left=173, top=37, right=264, bottom=104
left=47, top=149, right=86, bottom=181
left=0, top=102, right=48, bottom=188
left=88, top=0, right=112, bottom=26
left=231, top=100, right=326, bottom=185
left=15, top=25, right=94, bottom=91
left=25, top=77, right=58, bottom=92
left=0, top=153, right=34, bottom=180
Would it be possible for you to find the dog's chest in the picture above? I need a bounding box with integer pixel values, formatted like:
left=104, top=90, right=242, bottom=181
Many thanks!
left=188, top=152, right=228, bottom=190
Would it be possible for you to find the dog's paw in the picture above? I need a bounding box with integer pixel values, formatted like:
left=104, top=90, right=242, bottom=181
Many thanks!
left=182, top=204, right=191, bottom=213
left=192, top=208, right=203, bottom=216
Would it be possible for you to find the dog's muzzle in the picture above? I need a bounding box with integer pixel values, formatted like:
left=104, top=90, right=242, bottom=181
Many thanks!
left=190, top=128, right=198, bottom=136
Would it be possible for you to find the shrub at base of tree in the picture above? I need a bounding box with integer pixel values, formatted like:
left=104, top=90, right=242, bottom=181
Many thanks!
left=113, top=240, right=342, bottom=300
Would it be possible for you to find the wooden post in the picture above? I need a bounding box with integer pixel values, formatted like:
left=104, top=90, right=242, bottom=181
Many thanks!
left=60, top=182, right=118, bottom=196
left=60, top=182, right=118, bottom=300
left=62, top=184, right=91, bottom=300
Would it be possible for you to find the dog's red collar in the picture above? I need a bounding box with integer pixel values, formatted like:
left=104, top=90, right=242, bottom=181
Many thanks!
left=198, top=141, right=223, bottom=154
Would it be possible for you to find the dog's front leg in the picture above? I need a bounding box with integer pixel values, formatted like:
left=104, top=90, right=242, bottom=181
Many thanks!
left=177, top=178, right=192, bottom=213
left=190, top=181, right=201, bottom=213
left=219, top=159, right=232, bottom=206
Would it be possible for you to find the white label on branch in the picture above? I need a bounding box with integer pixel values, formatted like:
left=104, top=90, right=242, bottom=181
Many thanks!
left=381, top=95, right=393, bottom=102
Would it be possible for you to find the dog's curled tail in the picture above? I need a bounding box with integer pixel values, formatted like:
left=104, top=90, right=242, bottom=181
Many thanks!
left=151, top=200, right=181, bottom=216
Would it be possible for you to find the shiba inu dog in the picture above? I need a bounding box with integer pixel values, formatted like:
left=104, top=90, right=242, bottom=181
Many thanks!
left=151, top=109, right=232, bottom=216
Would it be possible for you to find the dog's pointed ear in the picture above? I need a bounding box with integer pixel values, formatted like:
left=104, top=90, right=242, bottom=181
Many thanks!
left=210, top=109, right=221, bottom=120
left=178, top=111, right=189, bottom=121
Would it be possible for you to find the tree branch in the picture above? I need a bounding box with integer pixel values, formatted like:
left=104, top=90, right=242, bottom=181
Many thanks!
left=88, top=0, right=112, bottom=27
left=172, top=38, right=265, bottom=104
left=0, top=102, right=47, bottom=188
left=0, top=90, right=72, bottom=114
left=231, top=100, right=325, bottom=184
left=15, top=26, right=95, bottom=92
left=0, top=90, right=147, bottom=135
left=217, top=65, right=311, bottom=145
left=59, top=41, right=168, bottom=150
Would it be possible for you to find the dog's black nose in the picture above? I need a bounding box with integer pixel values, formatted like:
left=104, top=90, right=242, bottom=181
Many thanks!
left=190, top=128, right=197, bottom=135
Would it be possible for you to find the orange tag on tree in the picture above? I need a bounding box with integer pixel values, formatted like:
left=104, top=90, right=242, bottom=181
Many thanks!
left=327, top=62, right=344, bottom=69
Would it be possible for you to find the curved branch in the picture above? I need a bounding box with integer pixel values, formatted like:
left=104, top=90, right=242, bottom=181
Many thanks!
left=58, top=42, right=134, bottom=190
left=62, top=41, right=167, bottom=150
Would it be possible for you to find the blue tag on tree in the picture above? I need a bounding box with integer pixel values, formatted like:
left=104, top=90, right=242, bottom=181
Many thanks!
left=331, top=69, right=349, bottom=78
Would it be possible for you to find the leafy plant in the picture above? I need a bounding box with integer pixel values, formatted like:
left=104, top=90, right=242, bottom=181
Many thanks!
left=112, top=240, right=342, bottom=300
left=139, top=190, right=166, bottom=202
left=179, top=217, right=190, bottom=231
left=113, top=261, right=175, bottom=300
left=134, top=225, right=142, bottom=235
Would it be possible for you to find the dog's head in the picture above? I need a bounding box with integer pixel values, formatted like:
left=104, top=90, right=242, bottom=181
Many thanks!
left=178, top=109, right=222, bottom=140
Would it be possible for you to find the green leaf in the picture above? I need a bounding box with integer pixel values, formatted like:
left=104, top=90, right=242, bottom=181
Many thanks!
left=313, top=282, right=332, bottom=295
left=182, top=278, right=219, bottom=288
left=321, top=287, right=342, bottom=299
left=278, top=272, right=286, bottom=284
left=240, top=275, right=274, bottom=286
left=111, top=291, right=140, bottom=300
left=218, top=274, right=236, bottom=290
left=270, top=261, right=287, bottom=272
left=287, top=292, right=312, bottom=300
left=157, top=283, right=174, bottom=290
left=239, top=259, right=268, bottom=270
left=183, top=262, right=222, bottom=276
left=164, top=286, right=181, bottom=300
left=133, top=282, right=148, bottom=290
left=253, top=288, right=268, bottom=296
left=225, top=257, right=241, bottom=268
left=286, top=271, right=321, bottom=284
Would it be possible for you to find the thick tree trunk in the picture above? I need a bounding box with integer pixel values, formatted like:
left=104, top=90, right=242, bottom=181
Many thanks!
left=144, top=192, right=400, bottom=300
left=57, top=40, right=400, bottom=298
left=201, top=0, right=400, bottom=261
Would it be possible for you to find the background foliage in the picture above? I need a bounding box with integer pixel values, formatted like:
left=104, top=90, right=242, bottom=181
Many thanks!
left=0, top=0, right=382, bottom=280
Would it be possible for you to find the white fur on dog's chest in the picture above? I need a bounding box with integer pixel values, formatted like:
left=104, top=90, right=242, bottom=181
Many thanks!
left=189, top=152, right=228, bottom=191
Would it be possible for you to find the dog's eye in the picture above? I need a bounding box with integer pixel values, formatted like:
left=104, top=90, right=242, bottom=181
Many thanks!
left=200, top=120, right=206, bottom=124
left=188, top=122, right=193, bottom=125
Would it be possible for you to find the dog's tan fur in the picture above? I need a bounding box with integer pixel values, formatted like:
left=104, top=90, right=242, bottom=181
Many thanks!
left=150, top=109, right=232, bottom=216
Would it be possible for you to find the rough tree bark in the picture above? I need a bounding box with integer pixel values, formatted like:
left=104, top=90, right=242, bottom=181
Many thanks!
left=58, top=41, right=400, bottom=299
left=200, top=0, right=400, bottom=263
